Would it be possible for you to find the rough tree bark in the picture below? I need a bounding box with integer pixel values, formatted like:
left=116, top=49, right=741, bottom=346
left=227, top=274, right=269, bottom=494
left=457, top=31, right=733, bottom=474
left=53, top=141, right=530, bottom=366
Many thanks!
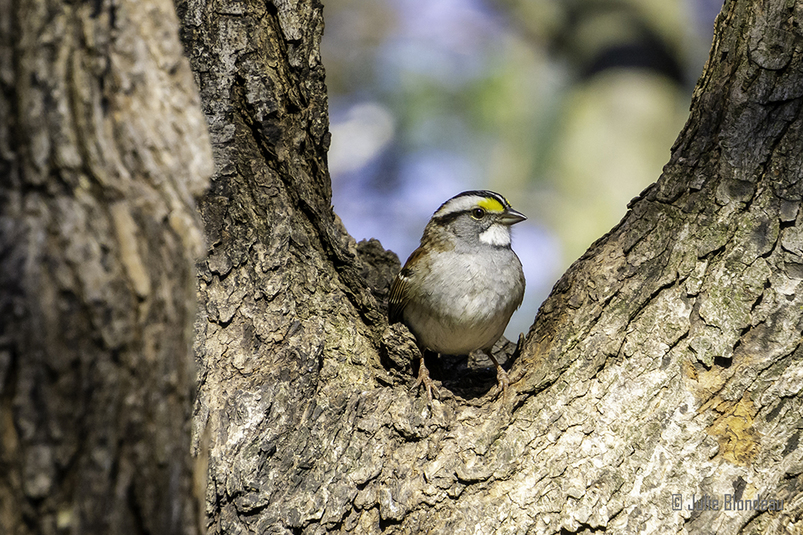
left=0, top=0, right=213, bottom=533
left=182, top=0, right=803, bottom=533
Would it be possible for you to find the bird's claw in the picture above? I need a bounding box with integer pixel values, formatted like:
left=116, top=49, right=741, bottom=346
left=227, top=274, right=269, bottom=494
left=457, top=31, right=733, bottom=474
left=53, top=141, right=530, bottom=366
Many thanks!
left=413, top=360, right=439, bottom=401
left=486, top=351, right=512, bottom=400
left=493, top=366, right=512, bottom=400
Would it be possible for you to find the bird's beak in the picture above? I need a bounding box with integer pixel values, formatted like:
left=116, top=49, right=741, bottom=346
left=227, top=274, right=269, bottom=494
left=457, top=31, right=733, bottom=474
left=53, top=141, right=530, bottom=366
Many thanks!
left=498, top=208, right=527, bottom=225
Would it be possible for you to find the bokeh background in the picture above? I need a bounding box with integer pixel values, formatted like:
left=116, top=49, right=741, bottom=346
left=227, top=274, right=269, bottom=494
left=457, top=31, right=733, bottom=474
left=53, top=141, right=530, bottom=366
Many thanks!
left=322, top=0, right=722, bottom=338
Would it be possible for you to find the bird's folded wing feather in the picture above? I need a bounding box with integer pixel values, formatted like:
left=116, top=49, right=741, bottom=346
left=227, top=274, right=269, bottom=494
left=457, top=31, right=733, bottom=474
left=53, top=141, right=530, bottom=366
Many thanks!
left=388, top=270, right=410, bottom=324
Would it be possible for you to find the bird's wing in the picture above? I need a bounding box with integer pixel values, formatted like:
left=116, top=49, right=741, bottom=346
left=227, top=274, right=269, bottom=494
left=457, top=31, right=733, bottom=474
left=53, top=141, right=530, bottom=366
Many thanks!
left=388, top=268, right=411, bottom=324
left=388, top=246, right=427, bottom=323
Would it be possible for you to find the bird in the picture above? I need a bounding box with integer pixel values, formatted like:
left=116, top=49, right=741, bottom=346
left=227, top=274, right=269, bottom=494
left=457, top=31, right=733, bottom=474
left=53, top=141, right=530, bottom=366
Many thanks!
left=388, top=190, right=526, bottom=400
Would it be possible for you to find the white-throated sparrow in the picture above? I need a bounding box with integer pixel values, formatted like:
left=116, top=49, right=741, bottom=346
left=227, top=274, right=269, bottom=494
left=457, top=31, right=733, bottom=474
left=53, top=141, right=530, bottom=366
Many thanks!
left=388, top=190, right=526, bottom=400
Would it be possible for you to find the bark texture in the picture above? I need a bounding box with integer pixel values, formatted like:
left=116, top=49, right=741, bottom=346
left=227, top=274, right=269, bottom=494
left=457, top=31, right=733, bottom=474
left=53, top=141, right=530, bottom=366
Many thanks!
left=0, top=0, right=213, bottom=533
left=184, top=0, right=803, bottom=533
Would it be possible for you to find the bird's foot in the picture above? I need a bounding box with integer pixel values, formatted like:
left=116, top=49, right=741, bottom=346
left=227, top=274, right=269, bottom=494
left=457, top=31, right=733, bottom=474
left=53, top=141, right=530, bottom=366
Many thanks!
left=413, top=359, right=439, bottom=401
left=494, top=366, right=511, bottom=399
left=486, top=351, right=512, bottom=400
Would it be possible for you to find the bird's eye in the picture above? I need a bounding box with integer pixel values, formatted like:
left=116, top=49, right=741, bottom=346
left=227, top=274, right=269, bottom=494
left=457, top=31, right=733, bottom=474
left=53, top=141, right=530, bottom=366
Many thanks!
left=471, top=208, right=486, bottom=219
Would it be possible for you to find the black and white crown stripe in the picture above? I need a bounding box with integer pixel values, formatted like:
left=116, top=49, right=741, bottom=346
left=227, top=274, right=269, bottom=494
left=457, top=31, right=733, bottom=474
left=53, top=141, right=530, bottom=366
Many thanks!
left=432, top=190, right=511, bottom=219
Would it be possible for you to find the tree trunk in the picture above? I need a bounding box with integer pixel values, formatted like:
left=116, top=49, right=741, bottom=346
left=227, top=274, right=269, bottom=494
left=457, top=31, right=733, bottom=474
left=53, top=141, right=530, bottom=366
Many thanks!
left=182, top=0, right=803, bottom=533
left=0, top=0, right=213, bottom=533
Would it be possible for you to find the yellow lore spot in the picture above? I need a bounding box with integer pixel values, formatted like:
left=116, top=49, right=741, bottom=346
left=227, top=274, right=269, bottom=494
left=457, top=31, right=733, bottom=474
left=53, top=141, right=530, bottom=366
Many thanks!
left=477, top=197, right=505, bottom=213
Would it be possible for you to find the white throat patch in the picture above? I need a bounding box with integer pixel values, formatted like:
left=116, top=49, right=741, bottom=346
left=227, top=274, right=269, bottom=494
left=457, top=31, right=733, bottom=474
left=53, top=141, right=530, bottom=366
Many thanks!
left=479, top=224, right=511, bottom=246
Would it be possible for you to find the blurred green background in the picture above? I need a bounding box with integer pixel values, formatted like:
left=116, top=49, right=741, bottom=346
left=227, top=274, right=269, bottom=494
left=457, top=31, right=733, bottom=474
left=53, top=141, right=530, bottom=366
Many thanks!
left=322, top=0, right=720, bottom=337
